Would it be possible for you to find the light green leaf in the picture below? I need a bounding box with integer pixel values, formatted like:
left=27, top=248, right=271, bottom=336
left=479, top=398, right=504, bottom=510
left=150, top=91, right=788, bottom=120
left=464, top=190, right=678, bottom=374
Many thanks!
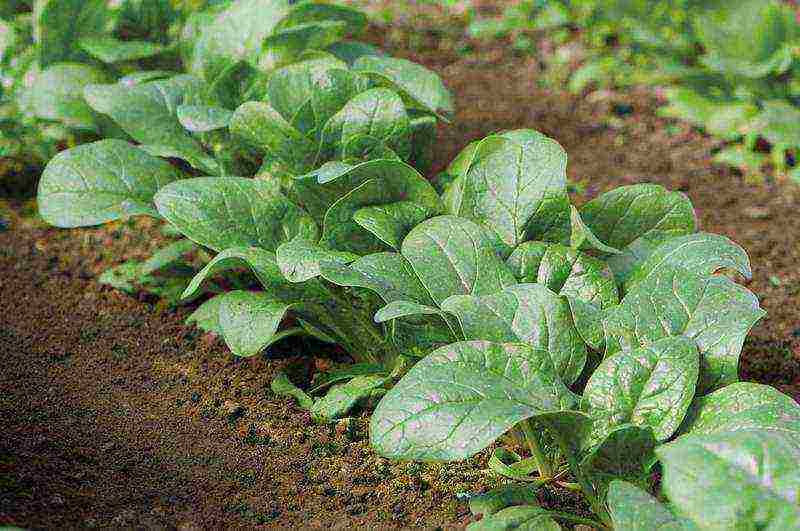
left=353, top=201, right=428, bottom=250
left=271, top=371, right=314, bottom=410
left=79, top=35, right=166, bottom=63
left=177, top=104, right=233, bottom=133
left=570, top=205, right=622, bottom=255
left=36, top=0, right=109, bottom=67
left=579, top=184, right=696, bottom=250
left=507, top=241, right=619, bottom=309
left=370, top=340, right=577, bottom=461
left=84, top=75, right=206, bottom=157
left=275, top=1, right=367, bottom=36
left=154, top=177, right=318, bottom=252
left=445, top=131, right=571, bottom=247
left=353, top=55, right=453, bottom=117
left=657, top=430, right=800, bottom=530
left=442, top=284, right=587, bottom=385
left=186, top=294, right=225, bottom=334
left=585, top=337, right=699, bottom=442
left=625, top=232, right=751, bottom=292
left=310, top=375, right=387, bottom=422
left=218, top=290, right=292, bottom=356
left=260, top=21, right=348, bottom=71
left=401, top=215, right=516, bottom=306
left=31, top=63, right=109, bottom=129
left=603, top=266, right=765, bottom=393
left=321, top=87, right=412, bottom=160
left=608, top=481, right=691, bottom=531
left=138, top=144, right=221, bottom=176
left=467, top=505, right=560, bottom=531
left=275, top=238, right=358, bottom=283
left=374, top=300, right=442, bottom=323
left=38, top=139, right=184, bottom=227
left=468, top=484, right=538, bottom=517
left=677, top=382, right=800, bottom=445
left=565, top=296, right=605, bottom=351
left=321, top=160, right=440, bottom=253
left=319, top=252, right=434, bottom=306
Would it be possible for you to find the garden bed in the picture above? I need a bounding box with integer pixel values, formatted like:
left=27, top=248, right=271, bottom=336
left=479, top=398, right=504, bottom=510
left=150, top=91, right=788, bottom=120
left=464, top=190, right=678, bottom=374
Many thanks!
left=2, top=7, right=799, bottom=529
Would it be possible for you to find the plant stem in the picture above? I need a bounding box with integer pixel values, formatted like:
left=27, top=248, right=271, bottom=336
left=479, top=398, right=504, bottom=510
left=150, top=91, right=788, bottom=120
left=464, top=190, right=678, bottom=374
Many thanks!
left=521, top=420, right=552, bottom=479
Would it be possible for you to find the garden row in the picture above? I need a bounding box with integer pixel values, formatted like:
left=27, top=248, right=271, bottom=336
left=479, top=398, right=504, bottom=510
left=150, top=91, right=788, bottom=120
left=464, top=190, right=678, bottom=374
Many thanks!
left=5, top=1, right=800, bottom=529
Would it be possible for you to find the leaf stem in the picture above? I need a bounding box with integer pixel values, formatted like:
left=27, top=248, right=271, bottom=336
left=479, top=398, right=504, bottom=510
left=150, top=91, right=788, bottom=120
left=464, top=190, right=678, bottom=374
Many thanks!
left=521, top=420, right=552, bottom=479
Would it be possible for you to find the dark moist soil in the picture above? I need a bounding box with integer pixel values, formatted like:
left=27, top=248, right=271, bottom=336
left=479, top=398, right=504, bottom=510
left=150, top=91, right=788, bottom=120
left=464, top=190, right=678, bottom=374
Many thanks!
left=3, top=5, right=800, bottom=530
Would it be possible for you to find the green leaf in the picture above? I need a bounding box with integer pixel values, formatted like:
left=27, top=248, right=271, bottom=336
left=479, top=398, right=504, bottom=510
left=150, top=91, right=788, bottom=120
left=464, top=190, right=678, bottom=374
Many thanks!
left=607, top=481, right=691, bottom=531
left=374, top=300, right=442, bottom=323
left=569, top=205, right=622, bottom=255
left=580, top=424, right=657, bottom=496
left=310, top=375, right=387, bottom=422
left=36, top=0, right=109, bottom=67
left=625, top=232, right=751, bottom=292
left=177, top=104, right=233, bottom=133
left=229, top=101, right=315, bottom=171
left=677, top=382, right=800, bottom=445
left=139, top=239, right=197, bottom=276
left=319, top=252, right=435, bottom=306
left=442, top=284, right=588, bottom=385
left=748, top=100, right=800, bottom=148
left=309, top=363, right=387, bottom=393
left=79, top=36, right=166, bottom=63
left=584, top=337, right=699, bottom=442
left=370, top=340, right=577, bottom=461
left=260, top=21, right=348, bottom=71
left=138, top=144, right=221, bottom=175
left=321, top=87, right=412, bottom=160
left=605, top=233, right=672, bottom=286
left=190, top=0, right=291, bottom=81
left=354, top=56, right=453, bottom=117
left=271, top=372, right=314, bottom=410
left=603, top=266, right=765, bottom=393
left=154, top=177, right=318, bottom=252
left=401, top=216, right=516, bottom=306
left=275, top=238, right=358, bottom=283
left=507, top=242, right=619, bottom=309
left=468, top=484, right=538, bottom=517
left=186, top=294, right=225, bottom=334
left=84, top=75, right=206, bottom=157
left=31, top=63, right=109, bottom=129
left=98, top=262, right=142, bottom=294
left=327, top=40, right=383, bottom=65
left=444, top=131, right=571, bottom=247
left=353, top=201, right=428, bottom=250
left=579, top=184, right=696, bottom=250
left=565, top=296, right=605, bottom=351
left=467, top=505, right=561, bottom=531
left=38, top=139, right=184, bottom=228
left=322, top=160, right=440, bottom=253
left=657, top=430, right=800, bottom=530
left=275, top=1, right=367, bottom=36
left=218, top=290, right=292, bottom=356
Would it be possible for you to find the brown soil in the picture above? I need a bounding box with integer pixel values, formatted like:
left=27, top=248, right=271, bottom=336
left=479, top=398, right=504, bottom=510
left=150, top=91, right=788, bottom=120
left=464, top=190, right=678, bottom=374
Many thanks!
left=2, top=5, right=800, bottom=530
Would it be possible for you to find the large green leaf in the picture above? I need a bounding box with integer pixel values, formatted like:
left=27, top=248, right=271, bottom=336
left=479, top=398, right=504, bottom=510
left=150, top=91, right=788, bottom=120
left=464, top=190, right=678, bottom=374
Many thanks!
left=321, top=160, right=440, bottom=253
left=320, top=87, right=412, bottom=160
left=352, top=202, right=428, bottom=250
left=370, top=340, right=577, bottom=461
left=607, top=481, right=691, bottom=531
left=444, top=131, right=571, bottom=247
left=79, top=36, right=166, bottom=63
left=353, top=56, right=453, bottom=117
left=657, top=431, right=800, bottom=529
left=31, top=63, right=109, bottom=129
left=275, top=1, right=367, bottom=36
left=677, top=382, right=800, bottom=445
left=507, top=242, right=618, bottom=309
left=584, top=337, right=699, bottom=442
left=177, top=104, right=233, bottom=133
left=442, top=283, right=588, bottom=385
left=154, top=177, right=317, bottom=252
left=190, top=0, right=291, bottom=81
left=625, top=232, right=751, bottom=292
left=36, top=0, right=109, bottom=67
left=259, top=21, right=348, bottom=71
left=218, top=290, right=292, bottom=357
left=603, top=266, right=764, bottom=393
left=275, top=238, right=358, bottom=283
left=38, top=140, right=184, bottom=227
left=579, top=184, right=696, bottom=250
left=580, top=424, right=657, bottom=497
left=401, top=215, right=516, bottom=306
left=84, top=75, right=206, bottom=157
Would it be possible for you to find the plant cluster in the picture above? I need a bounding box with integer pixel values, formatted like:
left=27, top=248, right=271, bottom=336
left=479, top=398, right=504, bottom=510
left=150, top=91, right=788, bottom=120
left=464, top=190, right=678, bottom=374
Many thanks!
left=30, top=2, right=800, bottom=529
left=531, top=0, right=800, bottom=180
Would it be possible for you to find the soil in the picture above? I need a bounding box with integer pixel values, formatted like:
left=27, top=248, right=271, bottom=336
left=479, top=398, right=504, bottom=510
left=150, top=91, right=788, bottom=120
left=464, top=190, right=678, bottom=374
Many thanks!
left=2, top=3, right=800, bottom=529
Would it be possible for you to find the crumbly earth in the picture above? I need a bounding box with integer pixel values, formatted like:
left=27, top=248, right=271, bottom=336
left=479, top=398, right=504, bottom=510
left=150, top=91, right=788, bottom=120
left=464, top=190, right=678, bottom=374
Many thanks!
left=2, top=3, right=799, bottom=529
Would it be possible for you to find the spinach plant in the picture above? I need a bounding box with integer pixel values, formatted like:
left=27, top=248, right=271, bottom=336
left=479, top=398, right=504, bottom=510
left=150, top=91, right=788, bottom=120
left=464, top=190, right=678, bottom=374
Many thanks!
left=34, top=0, right=453, bottom=308
left=358, top=128, right=799, bottom=529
